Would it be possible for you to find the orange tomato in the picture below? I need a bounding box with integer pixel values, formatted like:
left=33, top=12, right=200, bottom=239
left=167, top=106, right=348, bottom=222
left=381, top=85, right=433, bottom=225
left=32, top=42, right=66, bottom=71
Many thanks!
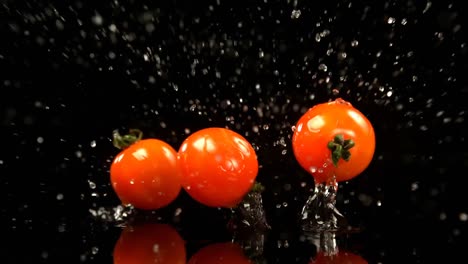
left=113, top=223, right=186, bottom=264
left=188, top=242, right=251, bottom=264
left=310, top=251, right=367, bottom=264
left=110, top=138, right=182, bottom=210
left=178, top=127, right=258, bottom=208
left=292, top=98, right=375, bottom=183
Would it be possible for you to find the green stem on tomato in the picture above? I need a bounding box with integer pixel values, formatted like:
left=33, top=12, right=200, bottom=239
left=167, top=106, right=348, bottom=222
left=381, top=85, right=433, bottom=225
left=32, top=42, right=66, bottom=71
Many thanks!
left=250, top=181, right=265, bottom=193
left=112, top=129, right=143, bottom=149
left=327, top=134, right=355, bottom=167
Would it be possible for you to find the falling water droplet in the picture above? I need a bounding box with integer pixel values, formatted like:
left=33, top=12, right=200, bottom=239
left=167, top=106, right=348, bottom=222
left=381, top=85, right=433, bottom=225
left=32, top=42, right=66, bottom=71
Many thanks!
left=153, top=244, right=160, bottom=253
left=291, top=10, right=301, bottom=19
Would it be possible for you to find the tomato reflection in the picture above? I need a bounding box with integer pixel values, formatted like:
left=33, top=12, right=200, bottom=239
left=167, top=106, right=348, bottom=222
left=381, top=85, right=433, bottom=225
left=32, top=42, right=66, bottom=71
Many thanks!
left=310, top=251, right=367, bottom=264
left=113, top=223, right=186, bottom=264
left=188, top=242, right=251, bottom=264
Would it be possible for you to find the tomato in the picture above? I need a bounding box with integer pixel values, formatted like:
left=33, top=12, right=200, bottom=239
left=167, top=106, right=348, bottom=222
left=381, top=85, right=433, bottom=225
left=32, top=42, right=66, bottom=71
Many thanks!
left=178, top=127, right=258, bottom=208
left=188, top=242, right=251, bottom=264
left=110, top=130, right=182, bottom=210
left=292, top=98, right=375, bottom=183
left=113, top=223, right=186, bottom=264
left=310, top=251, right=367, bottom=264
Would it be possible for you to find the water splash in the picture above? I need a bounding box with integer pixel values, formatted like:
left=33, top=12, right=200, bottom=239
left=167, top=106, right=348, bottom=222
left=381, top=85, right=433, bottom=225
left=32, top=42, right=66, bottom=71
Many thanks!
left=300, top=176, right=348, bottom=232
left=89, top=204, right=135, bottom=224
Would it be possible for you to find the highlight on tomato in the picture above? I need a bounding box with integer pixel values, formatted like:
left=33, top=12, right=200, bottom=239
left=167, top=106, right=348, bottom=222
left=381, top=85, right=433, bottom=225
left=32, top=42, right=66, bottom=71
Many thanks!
left=310, top=251, right=367, bottom=264
left=110, top=129, right=182, bottom=210
left=292, top=98, right=375, bottom=183
left=188, top=242, right=251, bottom=264
left=178, top=127, right=259, bottom=208
left=113, top=223, right=186, bottom=264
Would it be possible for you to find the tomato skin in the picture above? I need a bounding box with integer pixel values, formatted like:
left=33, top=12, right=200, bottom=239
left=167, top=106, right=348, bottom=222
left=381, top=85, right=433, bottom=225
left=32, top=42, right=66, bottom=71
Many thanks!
left=292, top=99, right=375, bottom=183
left=110, top=139, right=182, bottom=210
left=178, top=127, right=258, bottom=208
left=113, top=223, right=186, bottom=264
left=188, top=242, right=251, bottom=264
left=310, top=251, right=367, bottom=264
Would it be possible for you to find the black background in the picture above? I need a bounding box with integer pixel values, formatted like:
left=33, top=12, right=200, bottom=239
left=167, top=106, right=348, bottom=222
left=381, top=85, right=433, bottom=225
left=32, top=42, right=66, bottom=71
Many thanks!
left=1, top=0, right=467, bottom=263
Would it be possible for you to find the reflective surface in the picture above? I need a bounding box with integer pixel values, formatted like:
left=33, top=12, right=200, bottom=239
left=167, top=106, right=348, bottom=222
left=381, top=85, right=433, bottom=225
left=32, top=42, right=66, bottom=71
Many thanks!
left=113, top=223, right=186, bottom=264
left=2, top=0, right=467, bottom=263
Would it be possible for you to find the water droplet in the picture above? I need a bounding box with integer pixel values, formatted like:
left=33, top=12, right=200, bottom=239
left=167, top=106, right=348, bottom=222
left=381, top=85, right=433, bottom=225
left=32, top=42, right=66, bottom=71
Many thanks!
left=351, top=40, right=359, bottom=47
left=315, top=33, right=321, bottom=42
left=440, top=212, right=447, bottom=220
left=109, top=24, right=117, bottom=32
left=56, top=193, right=64, bottom=200
left=423, top=1, right=432, bottom=13
left=317, top=168, right=324, bottom=173
left=258, top=50, right=264, bottom=58
left=281, top=149, right=287, bottom=155
left=90, top=140, right=96, bottom=148
left=129, top=180, right=135, bottom=185
left=37, top=137, right=44, bottom=144
left=459, top=213, right=468, bottom=221
left=153, top=244, right=160, bottom=253
left=291, top=9, right=301, bottom=19
left=58, top=224, right=66, bottom=232
left=376, top=200, right=382, bottom=206
left=411, top=182, right=419, bottom=191
left=172, top=208, right=182, bottom=217
left=309, top=167, right=317, bottom=173
left=387, top=17, right=396, bottom=24
left=91, top=14, right=103, bottom=26
left=282, top=202, right=288, bottom=207
left=91, top=247, right=99, bottom=255
left=318, top=64, right=328, bottom=71
left=75, top=151, right=82, bottom=158
left=88, top=180, right=96, bottom=189
left=338, top=52, right=347, bottom=59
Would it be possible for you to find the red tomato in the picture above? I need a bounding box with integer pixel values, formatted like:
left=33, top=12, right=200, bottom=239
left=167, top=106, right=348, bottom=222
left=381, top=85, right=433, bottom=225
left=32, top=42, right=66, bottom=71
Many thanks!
left=113, top=223, right=186, bottom=264
left=178, top=127, right=258, bottom=208
left=292, top=98, right=375, bottom=183
left=110, top=138, right=182, bottom=210
left=310, top=251, right=367, bottom=264
left=188, top=242, right=251, bottom=264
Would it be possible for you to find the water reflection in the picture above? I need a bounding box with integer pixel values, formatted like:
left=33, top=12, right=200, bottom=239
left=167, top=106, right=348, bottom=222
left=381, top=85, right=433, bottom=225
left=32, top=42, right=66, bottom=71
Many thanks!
left=305, top=231, right=367, bottom=264
left=113, top=223, right=186, bottom=264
